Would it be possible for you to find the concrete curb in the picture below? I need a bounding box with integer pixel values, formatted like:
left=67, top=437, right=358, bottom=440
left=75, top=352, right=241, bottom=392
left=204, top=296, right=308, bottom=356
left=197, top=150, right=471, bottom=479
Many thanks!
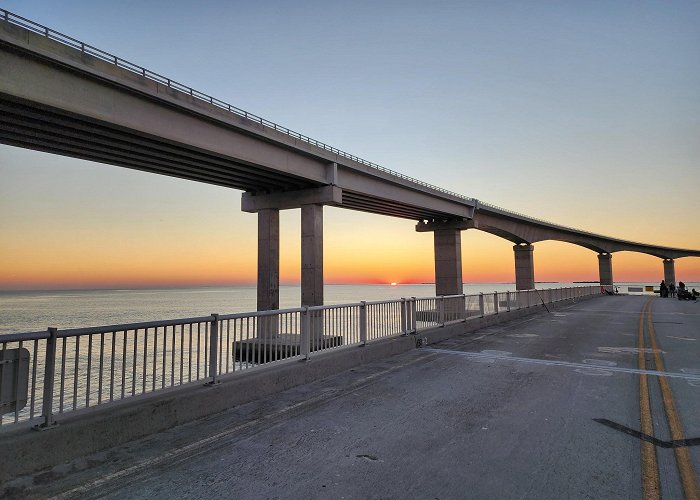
left=1, top=295, right=599, bottom=482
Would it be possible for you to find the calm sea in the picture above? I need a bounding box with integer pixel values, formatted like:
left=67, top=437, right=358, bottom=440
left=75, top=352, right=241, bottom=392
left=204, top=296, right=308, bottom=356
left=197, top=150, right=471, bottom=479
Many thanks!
left=0, top=282, right=695, bottom=335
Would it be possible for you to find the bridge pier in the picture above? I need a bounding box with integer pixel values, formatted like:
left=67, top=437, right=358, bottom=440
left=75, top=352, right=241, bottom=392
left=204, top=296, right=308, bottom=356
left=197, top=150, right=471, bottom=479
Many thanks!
left=663, top=259, right=676, bottom=286
left=245, top=190, right=335, bottom=351
left=244, top=186, right=341, bottom=311
left=513, top=244, right=535, bottom=291
left=597, top=253, right=613, bottom=292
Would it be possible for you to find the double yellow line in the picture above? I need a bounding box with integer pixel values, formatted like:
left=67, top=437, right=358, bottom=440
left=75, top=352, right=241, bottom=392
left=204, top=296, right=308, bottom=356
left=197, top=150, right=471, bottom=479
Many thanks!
left=638, top=299, right=700, bottom=500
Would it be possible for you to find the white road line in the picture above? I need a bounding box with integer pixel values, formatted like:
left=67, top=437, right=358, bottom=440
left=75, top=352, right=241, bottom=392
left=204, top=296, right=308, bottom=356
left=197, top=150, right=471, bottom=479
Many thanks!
left=423, top=348, right=700, bottom=381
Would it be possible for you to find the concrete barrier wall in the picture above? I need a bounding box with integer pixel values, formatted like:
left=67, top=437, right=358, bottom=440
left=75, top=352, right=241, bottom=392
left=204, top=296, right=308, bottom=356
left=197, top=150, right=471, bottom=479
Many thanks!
left=0, top=295, right=599, bottom=482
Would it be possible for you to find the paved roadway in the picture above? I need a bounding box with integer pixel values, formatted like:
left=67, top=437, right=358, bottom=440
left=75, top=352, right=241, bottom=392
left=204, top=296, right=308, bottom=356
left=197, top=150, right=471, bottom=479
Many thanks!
left=5, top=295, right=700, bottom=499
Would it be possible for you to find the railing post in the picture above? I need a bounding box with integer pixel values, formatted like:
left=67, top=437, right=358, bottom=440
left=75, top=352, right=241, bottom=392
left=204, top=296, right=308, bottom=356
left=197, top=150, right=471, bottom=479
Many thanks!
left=438, top=297, right=445, bottom=326
left=301, top=307, right=310, bottom=360
left=506, top=291, right=511, bottom=312
left=493, top=292, right=499, bottom=314
left=478, top=293, right=485, bottom=318
left=410, top=297, right=417, bottom=333
left=206, top=314, right=220, bottom=385
left=400, top=298, right=408, bottom=335
left=35, top=327, right=58, bottom=430
left=461, top=294, right=467, bottom=321
left=359, top=302, right=367, bottom=345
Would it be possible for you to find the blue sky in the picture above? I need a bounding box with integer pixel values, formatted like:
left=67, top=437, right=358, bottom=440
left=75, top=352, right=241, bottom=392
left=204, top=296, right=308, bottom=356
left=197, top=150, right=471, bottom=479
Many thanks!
left=1, top=1, right=699, bottom=288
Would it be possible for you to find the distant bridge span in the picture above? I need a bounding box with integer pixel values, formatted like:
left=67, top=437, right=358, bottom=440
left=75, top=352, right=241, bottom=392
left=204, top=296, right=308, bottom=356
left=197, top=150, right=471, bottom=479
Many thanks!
left=1, top=9, right=698, bottom=300
left=429, top=208, right=700, bottom=260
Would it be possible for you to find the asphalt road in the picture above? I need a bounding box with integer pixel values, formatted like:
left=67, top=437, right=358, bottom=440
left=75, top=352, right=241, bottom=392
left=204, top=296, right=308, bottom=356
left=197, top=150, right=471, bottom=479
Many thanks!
left=6, top=295, right=700, bottom=499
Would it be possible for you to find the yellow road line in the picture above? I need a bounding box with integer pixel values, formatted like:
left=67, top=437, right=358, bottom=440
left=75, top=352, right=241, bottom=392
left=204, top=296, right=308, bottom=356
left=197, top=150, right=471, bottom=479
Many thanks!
left=646, top=303, right=700, bottom=500
left=639, top=299, right=661, bottom=500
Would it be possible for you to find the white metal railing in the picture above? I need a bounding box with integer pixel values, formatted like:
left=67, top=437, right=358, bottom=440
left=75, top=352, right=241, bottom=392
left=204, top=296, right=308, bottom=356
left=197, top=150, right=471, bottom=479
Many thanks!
left=0, top=286, right=599, bottom=428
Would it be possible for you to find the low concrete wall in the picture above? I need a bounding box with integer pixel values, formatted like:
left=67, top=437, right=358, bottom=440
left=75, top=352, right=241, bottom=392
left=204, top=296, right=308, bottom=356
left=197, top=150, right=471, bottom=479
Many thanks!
left=0, top=295, right=599, bottom=482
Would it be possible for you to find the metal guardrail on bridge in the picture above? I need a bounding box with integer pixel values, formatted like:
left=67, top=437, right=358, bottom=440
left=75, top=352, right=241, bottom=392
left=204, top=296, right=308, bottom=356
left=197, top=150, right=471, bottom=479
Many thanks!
left=0, top=286, right=598, bottom=429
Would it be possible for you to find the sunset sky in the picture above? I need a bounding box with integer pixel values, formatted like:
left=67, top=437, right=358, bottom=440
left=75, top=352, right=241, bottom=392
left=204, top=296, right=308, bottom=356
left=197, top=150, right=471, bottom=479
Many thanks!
left=1, top=0, right=699, bottom=290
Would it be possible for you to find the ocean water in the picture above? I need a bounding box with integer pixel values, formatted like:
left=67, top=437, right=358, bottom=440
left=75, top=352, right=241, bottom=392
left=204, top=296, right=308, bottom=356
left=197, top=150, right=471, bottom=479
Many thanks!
left=0, top=282, right=696, bottom=335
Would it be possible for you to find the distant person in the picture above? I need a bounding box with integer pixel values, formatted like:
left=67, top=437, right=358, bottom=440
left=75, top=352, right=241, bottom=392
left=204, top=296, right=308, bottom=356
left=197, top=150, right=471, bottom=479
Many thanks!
left=679, top=281, right=686, bottom=291
left=660, top=280, right=668, bottom=298
left=692, top=288, right=699, bottom=298
left=669, top=283, right=676, bottom=298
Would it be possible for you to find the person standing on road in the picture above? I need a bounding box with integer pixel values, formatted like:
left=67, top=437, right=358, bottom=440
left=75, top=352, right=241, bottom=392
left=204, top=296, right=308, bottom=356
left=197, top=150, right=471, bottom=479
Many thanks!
left=660, top=280, right=668, bottom=298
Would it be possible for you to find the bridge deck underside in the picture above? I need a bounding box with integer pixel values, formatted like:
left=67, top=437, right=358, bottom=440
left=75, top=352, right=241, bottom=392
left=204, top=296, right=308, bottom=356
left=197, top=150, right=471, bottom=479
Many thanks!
left=341, top=190, right=449, bottom=220
left=0, top=96, right=318, bottom=193
left=1, top=95, right=456, bottom=221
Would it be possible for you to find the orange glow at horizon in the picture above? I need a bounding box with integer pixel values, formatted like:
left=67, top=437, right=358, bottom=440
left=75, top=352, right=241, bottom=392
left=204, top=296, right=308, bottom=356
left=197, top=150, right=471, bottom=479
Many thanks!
left=3, top=230, right=700, bottom=290
left=2, top=191, right=700, bottom=290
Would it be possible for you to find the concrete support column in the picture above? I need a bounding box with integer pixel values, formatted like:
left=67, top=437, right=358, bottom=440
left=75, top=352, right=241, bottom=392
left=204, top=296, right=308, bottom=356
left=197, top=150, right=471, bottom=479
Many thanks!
left=598, top=253, right=613, bottom=292
left=257, top=209, right=280, bottom=310
left=663, top=259, right=676, bottom=286
left=257, top=209, right=279, bottom=337
left=513, top=244, right=535, bottom=291
left=433, top=229, right=463, bottom=296
left=301, top=204, right=323, bottom=307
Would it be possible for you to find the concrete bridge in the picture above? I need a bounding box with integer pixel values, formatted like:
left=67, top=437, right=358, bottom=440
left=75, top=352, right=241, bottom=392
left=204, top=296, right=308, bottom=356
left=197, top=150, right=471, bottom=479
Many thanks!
left=1, top=8, right=699, bottom=308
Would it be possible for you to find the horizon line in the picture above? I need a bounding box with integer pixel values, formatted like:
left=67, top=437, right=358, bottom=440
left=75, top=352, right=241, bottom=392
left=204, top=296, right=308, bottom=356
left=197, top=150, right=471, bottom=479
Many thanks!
left=6, top=280, right=690, bottom=294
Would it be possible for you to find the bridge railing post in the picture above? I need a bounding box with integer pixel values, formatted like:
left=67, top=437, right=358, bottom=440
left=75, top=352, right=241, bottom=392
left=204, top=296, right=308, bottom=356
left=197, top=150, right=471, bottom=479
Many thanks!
left=506, top=291, right=511, bottom=312
left=359, top=301, right=367, bottom=345
left=478, top=293, right=485, bottom=317
left=35, top=327, right=58, bottom=430
left=206, top=314, right=220, bottom=385
left=410, top=297, right=417, bottom=333
left=493, top=292, right=499, bottom=314
left=301, top=307, right=310, bottom=360
left=438, top=297, right=445, bottom=326
left=400, top=298, right=408, bottom=335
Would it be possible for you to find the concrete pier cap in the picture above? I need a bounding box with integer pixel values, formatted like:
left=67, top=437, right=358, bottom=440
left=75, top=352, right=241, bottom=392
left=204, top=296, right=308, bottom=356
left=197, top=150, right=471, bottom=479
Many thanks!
left=241, top=185, right=341, bottom=213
